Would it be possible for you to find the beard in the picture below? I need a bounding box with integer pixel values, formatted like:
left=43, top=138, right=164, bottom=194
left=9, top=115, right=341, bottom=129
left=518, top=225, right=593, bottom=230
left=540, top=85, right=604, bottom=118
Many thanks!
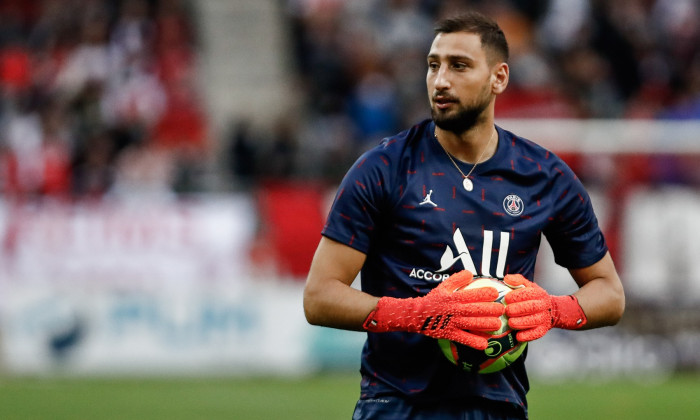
left=431, top=87, right=492, bottom=135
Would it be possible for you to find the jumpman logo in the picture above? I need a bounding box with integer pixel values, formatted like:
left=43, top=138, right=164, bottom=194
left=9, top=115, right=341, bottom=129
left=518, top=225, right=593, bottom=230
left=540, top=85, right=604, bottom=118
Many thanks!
left=419, top=190, right=438, bottom=207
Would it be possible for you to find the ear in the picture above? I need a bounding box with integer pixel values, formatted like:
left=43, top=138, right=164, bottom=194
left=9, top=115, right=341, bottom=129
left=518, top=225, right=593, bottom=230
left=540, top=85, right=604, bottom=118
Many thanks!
left=491, top=62, right=509, bottom=95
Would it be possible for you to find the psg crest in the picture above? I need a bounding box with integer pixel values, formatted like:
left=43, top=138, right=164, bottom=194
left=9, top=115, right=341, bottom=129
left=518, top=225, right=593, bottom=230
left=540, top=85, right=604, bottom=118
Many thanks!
left=503, top=194, right=524, bottom=217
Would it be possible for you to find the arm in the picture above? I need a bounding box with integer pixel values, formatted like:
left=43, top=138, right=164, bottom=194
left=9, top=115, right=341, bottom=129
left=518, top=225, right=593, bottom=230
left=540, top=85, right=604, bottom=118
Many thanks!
left=303, top=236, right=376, bottom=331
left=303, top=237, right=505, bottom=349
left=568, top=251, right=625, bottom=329
left=504, top=251, right=625, bottom=341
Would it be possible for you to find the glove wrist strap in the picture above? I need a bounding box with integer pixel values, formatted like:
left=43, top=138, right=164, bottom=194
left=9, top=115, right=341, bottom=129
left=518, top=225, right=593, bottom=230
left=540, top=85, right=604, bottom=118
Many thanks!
left=551, top=295, right=587, bottom=330
left=363, top=296, right=415, bottom=333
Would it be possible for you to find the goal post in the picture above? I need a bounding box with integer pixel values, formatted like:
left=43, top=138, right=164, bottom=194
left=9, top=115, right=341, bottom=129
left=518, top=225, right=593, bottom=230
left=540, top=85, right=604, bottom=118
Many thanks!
left=497, top=119, right=700, bottom=154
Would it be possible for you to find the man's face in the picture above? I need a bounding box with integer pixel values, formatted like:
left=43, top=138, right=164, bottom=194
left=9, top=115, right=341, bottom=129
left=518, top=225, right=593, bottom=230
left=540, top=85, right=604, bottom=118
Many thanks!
left=426, top=32, right=496, bottom=134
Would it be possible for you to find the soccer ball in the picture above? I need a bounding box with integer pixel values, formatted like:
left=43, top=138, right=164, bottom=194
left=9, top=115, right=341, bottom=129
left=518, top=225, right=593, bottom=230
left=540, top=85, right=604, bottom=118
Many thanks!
left=438, top=276, right=527, bottom=374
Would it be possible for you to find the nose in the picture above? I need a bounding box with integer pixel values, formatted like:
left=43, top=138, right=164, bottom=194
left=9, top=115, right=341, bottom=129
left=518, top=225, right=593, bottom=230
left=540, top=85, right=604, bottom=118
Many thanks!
left=433, top=64, right=450, bottom=90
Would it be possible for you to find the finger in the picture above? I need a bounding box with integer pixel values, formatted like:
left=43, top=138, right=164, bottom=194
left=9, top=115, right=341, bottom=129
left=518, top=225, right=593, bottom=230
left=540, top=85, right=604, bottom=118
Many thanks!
left=453, top=286, right=500, bottom=303
left=504, top=286, right=547, bottom=304
left=447, top=330, right=489, bottom=350
left=452, top=316, right=503, bottom=332
left=508, top=312, right=550, bottom=330
left=503, top=274, right=530, bottom=288
left=452, top=302, right=504, bottom=317
left=440, top=270, right=474, bottom=292
left=505, top=300, right=549, bottom=317
left=515, top=325, right=549, bottom=342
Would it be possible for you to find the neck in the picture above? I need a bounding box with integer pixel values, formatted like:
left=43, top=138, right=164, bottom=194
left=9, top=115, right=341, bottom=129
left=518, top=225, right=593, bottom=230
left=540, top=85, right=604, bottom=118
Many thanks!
left=434, top=123, right=497, bottom=164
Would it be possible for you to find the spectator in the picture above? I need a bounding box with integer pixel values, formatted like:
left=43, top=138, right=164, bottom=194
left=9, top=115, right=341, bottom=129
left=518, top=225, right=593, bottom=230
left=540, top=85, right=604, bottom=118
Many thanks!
left=0, top=0, right=205, bottom=200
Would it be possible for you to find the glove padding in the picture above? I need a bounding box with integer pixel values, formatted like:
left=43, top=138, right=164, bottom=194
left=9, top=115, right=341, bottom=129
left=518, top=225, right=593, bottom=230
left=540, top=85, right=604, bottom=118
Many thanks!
left=504, top=274, right=588, bottom=342
left=363, top=270, right=505, bottom=350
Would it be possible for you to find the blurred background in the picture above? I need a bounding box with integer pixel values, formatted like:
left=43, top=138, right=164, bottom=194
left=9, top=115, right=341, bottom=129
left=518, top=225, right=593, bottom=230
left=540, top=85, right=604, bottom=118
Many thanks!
left=0, top=0, right=699, bottom=416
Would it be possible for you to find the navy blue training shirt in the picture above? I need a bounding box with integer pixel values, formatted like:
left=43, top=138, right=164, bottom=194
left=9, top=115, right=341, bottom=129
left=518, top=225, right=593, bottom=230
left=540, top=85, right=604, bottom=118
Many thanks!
left=322, top=119, right=608, bottom=412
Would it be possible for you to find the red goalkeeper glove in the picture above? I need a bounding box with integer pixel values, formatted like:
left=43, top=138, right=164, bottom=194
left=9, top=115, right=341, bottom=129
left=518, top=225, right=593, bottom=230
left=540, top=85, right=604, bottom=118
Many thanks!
left=363, top=270, right=505, bottom=350
left=503, top=274, right=587, bottom=342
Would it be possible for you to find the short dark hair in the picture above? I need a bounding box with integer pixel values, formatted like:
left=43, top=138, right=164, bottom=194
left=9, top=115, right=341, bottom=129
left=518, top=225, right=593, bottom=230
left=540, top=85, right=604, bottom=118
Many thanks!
left=434, top=12, right=509, bottom=64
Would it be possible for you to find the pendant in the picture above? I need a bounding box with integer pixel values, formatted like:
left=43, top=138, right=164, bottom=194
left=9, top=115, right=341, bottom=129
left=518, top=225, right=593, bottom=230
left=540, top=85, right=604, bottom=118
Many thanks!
left=462, top=177, right=473, bottom=191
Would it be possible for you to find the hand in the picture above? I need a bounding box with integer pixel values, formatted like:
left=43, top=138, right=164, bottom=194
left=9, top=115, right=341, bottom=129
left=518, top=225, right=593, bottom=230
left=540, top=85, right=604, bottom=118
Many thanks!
left=363, top=270, right=505, bottom=350
left=504, top=274, right=587, bottom=342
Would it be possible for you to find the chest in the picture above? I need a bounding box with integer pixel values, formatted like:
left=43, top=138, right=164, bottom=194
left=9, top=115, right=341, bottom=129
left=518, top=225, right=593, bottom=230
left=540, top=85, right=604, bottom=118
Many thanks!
left=382, top=166, right=552, bottom=276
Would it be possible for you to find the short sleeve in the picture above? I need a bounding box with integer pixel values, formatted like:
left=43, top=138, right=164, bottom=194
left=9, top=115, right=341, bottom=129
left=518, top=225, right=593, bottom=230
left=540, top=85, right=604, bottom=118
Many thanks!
left=322, top=147, right=393, bottom=254
left=543, top=164, right=608, bottom=269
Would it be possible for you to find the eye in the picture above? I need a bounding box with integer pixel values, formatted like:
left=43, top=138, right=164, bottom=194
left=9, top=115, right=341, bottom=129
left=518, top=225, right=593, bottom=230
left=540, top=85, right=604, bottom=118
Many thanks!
left=427, top=61, right=439, bottom=71
left=452, top=62, right=468, bottom=70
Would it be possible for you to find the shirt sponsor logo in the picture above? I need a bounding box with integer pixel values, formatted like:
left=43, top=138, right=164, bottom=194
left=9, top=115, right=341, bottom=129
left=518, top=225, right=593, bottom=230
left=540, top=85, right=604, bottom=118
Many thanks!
left=409, top=228, right=510, bottom=282
left=408, top=268, right=450, bottom=282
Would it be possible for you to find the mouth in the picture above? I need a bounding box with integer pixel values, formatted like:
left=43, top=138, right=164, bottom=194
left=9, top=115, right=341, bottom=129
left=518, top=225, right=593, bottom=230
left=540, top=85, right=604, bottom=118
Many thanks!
left=433, top=95, right=458, bottom=110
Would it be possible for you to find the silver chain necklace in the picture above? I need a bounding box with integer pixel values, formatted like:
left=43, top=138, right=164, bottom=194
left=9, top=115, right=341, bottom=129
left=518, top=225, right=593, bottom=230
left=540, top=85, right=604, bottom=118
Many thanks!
left=434, top=129, right=497, bottom=192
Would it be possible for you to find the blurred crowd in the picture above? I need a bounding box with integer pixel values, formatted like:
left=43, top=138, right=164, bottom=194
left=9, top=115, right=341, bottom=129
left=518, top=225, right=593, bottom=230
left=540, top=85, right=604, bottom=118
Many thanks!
left=0, top=0, right=207, bottom=200
left=227, top=0, right=700, bottom=185
left=3, top=1, right=699, bottom=200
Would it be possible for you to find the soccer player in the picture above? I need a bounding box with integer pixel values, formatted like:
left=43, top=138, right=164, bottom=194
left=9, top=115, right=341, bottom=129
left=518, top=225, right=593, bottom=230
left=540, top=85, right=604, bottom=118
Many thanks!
left=303, top=11, right=625, bottom=420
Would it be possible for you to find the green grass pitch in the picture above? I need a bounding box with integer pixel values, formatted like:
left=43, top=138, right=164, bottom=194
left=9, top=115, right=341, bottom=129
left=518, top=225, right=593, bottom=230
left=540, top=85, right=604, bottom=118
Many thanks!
left=0, top=373, right=698, bottom=419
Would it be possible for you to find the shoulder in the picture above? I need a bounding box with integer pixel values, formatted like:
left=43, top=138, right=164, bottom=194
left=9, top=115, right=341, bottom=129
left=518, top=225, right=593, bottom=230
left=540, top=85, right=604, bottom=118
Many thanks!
left=498, top=126, right=578, bottom=182
left=349, top=120, right=432, bottom=174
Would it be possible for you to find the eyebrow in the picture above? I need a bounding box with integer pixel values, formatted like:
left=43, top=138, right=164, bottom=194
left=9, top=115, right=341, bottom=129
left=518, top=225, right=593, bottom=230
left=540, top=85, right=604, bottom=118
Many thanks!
left=427, top=53, right=474, bottom=62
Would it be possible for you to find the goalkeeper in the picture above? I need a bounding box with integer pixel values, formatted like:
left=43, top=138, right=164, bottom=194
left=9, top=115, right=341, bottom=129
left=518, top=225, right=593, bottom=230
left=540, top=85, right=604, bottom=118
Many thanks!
left=303, top=11, right=624, bottom=420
